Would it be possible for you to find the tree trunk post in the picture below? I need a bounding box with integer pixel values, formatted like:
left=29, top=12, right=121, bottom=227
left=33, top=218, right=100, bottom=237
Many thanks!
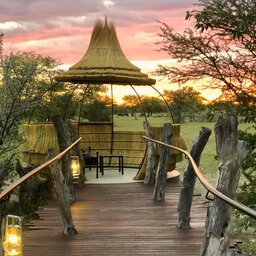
left=48, top=148, right=78, bottom=236
left=66, top=119, right=86, bottom=186
left=200, top=114, right=247, bottom=256
left=143, top=120, right=157, bottom=184
left=52, top=114, right=75, bottom=204
left=177, top=127, right=211, bottom=229
left=154, top=123, right=172, bottom=200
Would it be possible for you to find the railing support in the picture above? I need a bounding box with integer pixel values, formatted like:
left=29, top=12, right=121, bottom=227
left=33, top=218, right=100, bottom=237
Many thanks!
left=52, top=114, right=75, bottom=204
left=177, top=127, right=211, bottom=229
left=48, top=148, right=78, bottom=236
left=200, top=114, right=248, bottom=256
left=143, top=120, right=157, bottom=184
left=154, top=123, right=172, bottom=200
left=142, top=136, right=256, bottom=219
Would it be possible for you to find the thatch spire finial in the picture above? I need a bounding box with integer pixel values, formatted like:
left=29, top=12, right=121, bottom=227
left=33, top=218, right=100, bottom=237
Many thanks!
left=55, top=19, right=156, bottom=85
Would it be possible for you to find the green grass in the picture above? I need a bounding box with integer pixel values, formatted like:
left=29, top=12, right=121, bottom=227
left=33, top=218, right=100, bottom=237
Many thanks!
left=114, top=115, right=253, bottom=193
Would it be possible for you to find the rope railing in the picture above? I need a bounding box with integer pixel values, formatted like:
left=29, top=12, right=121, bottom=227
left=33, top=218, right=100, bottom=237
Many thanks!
left=0, top=137, right=82, bottom=201
left=143, top=136, right=256, bottom=220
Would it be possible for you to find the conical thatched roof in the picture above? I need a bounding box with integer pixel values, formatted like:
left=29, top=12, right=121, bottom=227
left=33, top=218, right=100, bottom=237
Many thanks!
left=55, top=19, right=156, bottom=85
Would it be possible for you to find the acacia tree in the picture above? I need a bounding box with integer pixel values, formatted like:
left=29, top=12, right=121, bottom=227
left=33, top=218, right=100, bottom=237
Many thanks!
left=155, top=0, right=256, bottom=122
left=163, top=86, right=205, bottom=123
left=141, top=96, right=164, bottom=117
left=122, top=95, right=140, bottom=118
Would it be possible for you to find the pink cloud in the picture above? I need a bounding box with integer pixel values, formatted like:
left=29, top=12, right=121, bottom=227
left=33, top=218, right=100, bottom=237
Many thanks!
left=1, top=1, right=197, bottom=64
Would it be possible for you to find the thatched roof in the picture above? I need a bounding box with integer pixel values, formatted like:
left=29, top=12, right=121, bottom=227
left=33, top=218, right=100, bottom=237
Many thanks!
left=55, top=19, right=156, bottom=85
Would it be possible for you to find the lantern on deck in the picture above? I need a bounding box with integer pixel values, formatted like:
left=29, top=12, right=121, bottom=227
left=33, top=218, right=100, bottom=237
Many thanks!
left=3, top=215, right=23, bottom=256
left=70, top=156, right=80, bottom=178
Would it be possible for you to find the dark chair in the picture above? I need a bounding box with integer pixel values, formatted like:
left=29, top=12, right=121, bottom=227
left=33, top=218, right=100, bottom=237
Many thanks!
left=81, top=147, right=100, bottom=178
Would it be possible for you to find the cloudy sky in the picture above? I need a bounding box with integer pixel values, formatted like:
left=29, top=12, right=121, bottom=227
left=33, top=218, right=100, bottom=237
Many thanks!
left=1, top=0, right=219, bottom=100
left=0, top=0, right=196, bottom=64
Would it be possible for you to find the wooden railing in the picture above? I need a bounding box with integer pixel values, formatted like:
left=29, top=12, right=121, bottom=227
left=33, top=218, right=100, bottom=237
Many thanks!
left=143, top=136, right=256, bottom=220
left=0, top=137, right=82, bottom=201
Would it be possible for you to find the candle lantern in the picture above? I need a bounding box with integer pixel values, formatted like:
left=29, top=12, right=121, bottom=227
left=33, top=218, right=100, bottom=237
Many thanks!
left=3, top=215, right=23, bottom=256
left=70, top=156, right=80, bottom=178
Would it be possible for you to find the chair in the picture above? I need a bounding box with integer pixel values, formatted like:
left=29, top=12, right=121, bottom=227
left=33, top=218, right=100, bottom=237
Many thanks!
left=81, top=147, right=100, bottom=178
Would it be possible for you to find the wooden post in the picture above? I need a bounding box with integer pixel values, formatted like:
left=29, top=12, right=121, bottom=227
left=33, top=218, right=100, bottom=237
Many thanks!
left=177, top=127, right=211, bottom=229
left=48, top=149, right=78, bottom=236
left=52, top=114, right=75, bottom=204
left=66, top=119, right=86, bottom=186
left=143, top=120, right=157, bottom=184
left=200, top=114, right=247, bottom=256
left=154, top=123, right=172, bottom=200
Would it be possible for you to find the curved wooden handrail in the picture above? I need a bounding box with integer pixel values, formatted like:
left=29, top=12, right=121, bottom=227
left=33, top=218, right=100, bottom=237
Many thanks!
left=143, top=136, right=256, bottom=220
left=0, top=137, right=82, bottom=201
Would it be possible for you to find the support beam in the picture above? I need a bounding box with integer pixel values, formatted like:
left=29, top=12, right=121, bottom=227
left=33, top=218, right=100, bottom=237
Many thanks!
left=52, top=114, right=75, bottom=204
left=177, top=127, right=211, bottom=229
left=48, top=149, right=78, bottom=236
left=200, top=114, right=247, bottom=256
left=154, top=123, right=172, bottom=200
left=143, top=120, right=157, bottom=184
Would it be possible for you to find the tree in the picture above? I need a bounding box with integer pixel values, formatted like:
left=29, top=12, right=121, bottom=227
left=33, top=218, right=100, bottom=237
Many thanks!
left=141, top=96, right=164, bottom=116
left=82, top=99, right=111, bottom=122
left=155, top=1, right=256, bottom=120
left=163, top=86, right=205, bottom=123
left=122, top=95, right=140, bottom=118
left=0, top=51, right=60, bottom=168
left=31, top=83, right=79, bottom=121
left=187, top=0, right=256, bottom=51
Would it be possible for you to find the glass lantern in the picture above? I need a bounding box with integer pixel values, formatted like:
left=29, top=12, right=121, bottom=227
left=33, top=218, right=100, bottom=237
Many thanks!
left=3, top=215, right=22, bottom=256
left=70, top=156, right=80, bottom=178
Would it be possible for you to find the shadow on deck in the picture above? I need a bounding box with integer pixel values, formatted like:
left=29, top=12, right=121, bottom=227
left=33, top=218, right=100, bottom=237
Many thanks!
left=23, top=182, right=207, bottom=256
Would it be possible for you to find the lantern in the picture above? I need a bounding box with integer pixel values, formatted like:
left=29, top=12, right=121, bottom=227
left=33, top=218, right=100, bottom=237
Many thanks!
left=3, top=215, right=22, bottom=256
left=70, top=156, right=80, bottom=178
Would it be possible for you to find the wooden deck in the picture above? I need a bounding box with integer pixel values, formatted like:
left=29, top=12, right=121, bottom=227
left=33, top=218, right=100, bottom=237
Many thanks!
left=23, top=182, right=207, bottom=256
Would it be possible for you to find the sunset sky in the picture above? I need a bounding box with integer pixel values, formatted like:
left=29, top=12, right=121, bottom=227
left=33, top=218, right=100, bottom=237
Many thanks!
left=0, top=0, right=220, bottom=101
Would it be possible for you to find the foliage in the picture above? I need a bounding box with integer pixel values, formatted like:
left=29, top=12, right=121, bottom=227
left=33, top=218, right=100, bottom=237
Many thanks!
left=163, top=86, right=205, bottom=123
left=31, top=82, right=110, bottom=122
left=82, top=99, right=111, bottom=122
left=236, top=129, right=256, bottom=229
left=186, top=0, right=256, bottom=50
left=31, top=83, right=80, bottom=121
left=141, top=96, right=164, bottom=116
left=122, top=95, right=140, bottom=111
left=0, top=51, right=60, bottom=168
left=155, top=2, right=256, bottom=111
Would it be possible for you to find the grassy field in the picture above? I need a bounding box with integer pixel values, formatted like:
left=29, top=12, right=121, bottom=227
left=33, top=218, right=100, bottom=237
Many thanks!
left=114, top=115, right=253, bottom=193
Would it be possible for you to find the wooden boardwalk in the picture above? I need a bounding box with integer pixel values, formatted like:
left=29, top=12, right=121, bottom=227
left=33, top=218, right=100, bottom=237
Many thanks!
left=23, top=182, right=207, bottom=256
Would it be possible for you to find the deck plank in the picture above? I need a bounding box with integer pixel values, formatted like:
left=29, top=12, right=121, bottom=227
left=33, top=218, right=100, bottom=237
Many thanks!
left=23, top=182, right=207, bottom=256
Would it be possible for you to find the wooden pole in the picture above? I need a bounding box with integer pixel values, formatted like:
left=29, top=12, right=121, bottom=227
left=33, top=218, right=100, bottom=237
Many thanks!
left=52, top=114, right=75, bottom=204
left=154, top=123, right=172, bottom=200
left=48, top=149, right=78, bottom=236
left=143, top=120, right=157, bottom=184
left=200, top=114, right=247, bottom=256
left=177, top=127, right=211, bottom=229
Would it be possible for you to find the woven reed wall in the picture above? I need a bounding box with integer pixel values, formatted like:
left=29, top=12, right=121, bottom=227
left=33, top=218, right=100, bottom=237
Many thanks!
left=21, top=123, right=186, bottom=168
left=22, top=123, right=59, bottom=164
